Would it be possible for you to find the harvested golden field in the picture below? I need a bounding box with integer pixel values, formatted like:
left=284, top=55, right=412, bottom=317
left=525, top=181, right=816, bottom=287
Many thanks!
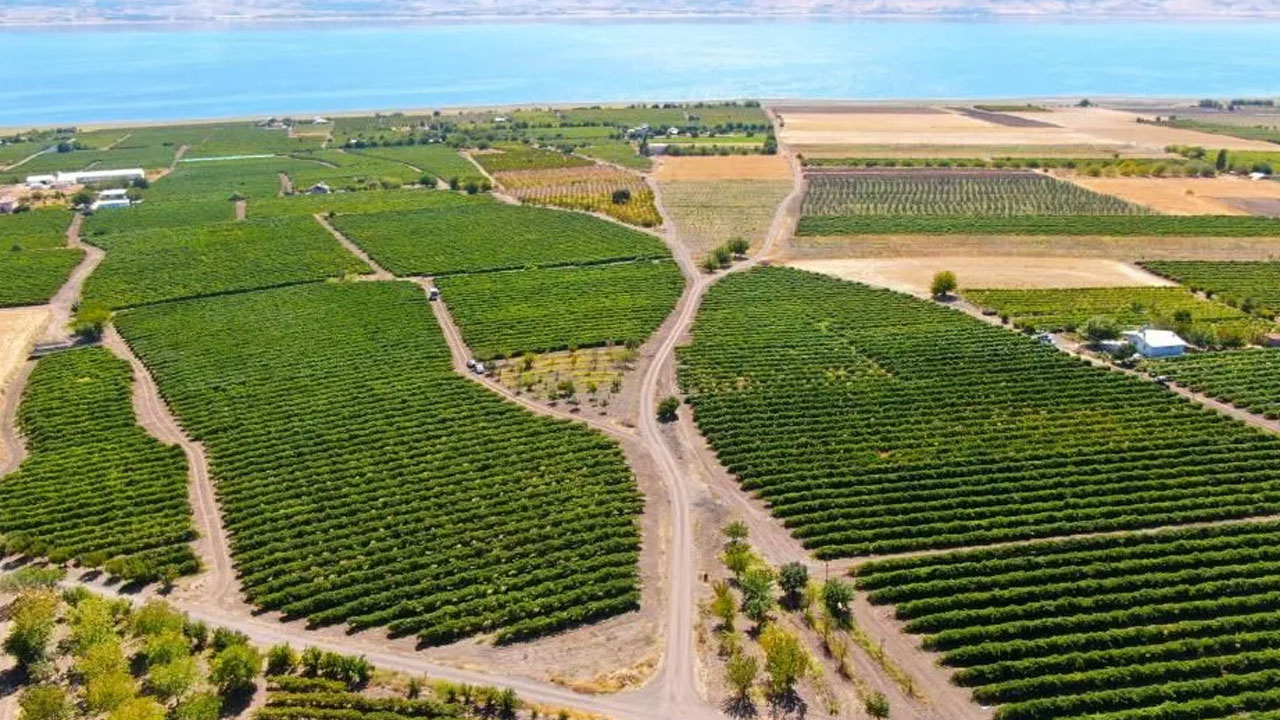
left=1063, top=175, right=1280, bottom=215
left=777, top=108, right=1095, bottom=147
left=496, top=165, right=662, bottom=227
left=790, top=234, right=1280, bottom=261
left=658, top=179, right=792, bottom=256
left=796, top=143, right=1147, bottom=159
left=1013, top=107, right=1280, bottom=152
left=788, top=256, right=1173, bottom=298
left=653, top=154, right=792, bottom=181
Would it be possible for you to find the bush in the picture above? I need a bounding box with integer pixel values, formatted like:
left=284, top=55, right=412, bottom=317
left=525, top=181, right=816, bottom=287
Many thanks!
left=18, top=685, right=71, bottom=720
left=266, top=644, right=299, bottom=676
left=930, top=270, right=957, bottom=299
left=172, top=693, right=221, bottom=720
left=210, top=644, right=262, bottom=695
left=3, top=591, right=59, bottom=669
left=657, top=396, right=680, bottom=423
left=1082, top=315, right=1120, bottom=344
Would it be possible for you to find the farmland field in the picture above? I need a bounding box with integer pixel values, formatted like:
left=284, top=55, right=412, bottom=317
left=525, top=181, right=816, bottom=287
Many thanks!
left=1148, top=349, right=1280, bottom=420
left=0, top=347, right=196, bottom=581
left=437, top=260, right=684, bottom=359
left=83, top=216, right=370, bottom=308
left=115, top=282, right=642, bottom=644
left=495, top=165, right=662, bottom=227
left=1, top=208, right=72, bottom=249
left=796, top=214, right=1280, bottom=237
left=677, top=267, right=1280, bottom=558
left=146, top=157, right=317, bottom=202
left=332, top=202, right=669, bottom=276
left=248, top=187, right=483, bottom=218
left=472, top=146, right=593, bottom=173
left=800, top=170, right=1148, bottom=216
left=1154, top=118, right=1280, bottom=145
left=285, top=150, right=422, bottom=190
left=857, top=521, right=1280, bottom=720
left=1063, top=176, right=1280, bottom=216
left=1140, top=261, right=1280, bottom=317
left=658, top=179, right=792, bottom=255
left=83, top=198, right=236, bottom=235
left=0, top=248, right=85, bottom=308
left=962, top=287, right=1270, bottom=344
left=347, top=145, right=486, bottom=184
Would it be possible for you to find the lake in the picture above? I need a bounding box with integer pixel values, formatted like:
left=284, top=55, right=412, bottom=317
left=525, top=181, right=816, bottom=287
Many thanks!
left=1, top=19, right=1278, bottom=126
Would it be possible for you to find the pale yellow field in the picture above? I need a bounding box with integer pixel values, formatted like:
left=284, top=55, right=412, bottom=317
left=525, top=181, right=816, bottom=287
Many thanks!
left=1063, top=175, right=1280, bottom=215
left=653, top=155, right=792, bottom=181
left=1010, top=108, right=1280, bottom=152
left=777, top=109, right=1096, bottom=147
left=659, top=179, right=792, bottom=256
left=788, top=257, right=1173, bottom=298
left=0, top=306, right=49, bottom=461
left=790, top=234, right=1280, bottom=262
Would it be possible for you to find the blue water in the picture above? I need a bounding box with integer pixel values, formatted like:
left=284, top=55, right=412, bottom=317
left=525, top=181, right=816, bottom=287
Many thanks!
left=1, top=20, right=1278, bottom=126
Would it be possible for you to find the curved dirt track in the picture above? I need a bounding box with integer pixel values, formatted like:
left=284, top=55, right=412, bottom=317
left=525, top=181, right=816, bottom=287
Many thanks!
left=100, top=327, right=240, bottom=609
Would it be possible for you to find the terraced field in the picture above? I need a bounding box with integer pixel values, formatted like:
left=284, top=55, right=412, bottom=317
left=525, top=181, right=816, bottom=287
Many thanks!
left=0, top=347, right=196, bottom=581
left=857, top=521, right=1280, bottom=720
left=437, top=260, right=685, bottom=359
left=332, top=202, right=669, bottom=276
left=801, top=170, right=1147, bottom=216
left=963, top=287, right=1270, bottom=344
left=115, top=282, right=642, bottom=644
left=83, top=216, right=370, bottom=308
left=1148, top=349, right=1280, bottom=419
left=1140, top=261, right=1280, bottom=317
left=677, top=267, right=1280, bottom=558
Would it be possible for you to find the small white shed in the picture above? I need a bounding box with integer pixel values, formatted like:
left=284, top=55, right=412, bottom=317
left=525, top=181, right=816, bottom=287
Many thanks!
left=1123, top=328, right=1189, bottom=358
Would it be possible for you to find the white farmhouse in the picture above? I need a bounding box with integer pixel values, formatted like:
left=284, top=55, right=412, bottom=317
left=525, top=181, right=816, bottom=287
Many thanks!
left=1123, top=328, right=1189, bottom=358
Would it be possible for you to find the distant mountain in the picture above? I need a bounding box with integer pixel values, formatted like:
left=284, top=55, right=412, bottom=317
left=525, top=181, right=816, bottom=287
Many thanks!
left=4, top=0, right=1280, bottom=23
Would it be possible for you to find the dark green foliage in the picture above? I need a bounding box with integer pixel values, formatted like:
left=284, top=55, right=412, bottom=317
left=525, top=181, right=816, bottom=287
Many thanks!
left=0, top=348, right=197, bottom=581
left=115, top=282, right=641, bottom=644
left=0, top=248, right=83, bottom=308
left=1140, top=260, right=1280, bottom=318
left=332, top=203, right=668, bottom=276
left=677, top=268, right=1280, bottom=558
left=436, top=261, right=683, bottom=359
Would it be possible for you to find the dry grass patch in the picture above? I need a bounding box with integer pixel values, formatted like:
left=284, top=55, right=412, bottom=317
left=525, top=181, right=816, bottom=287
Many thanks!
left=1063, top=175, right=1280, bottom=215
left=653, top=154, right=791, bottom=181
left=0, top=306, right=49, bottom=462
left=789, top=233, right=1280, bottom=261
left=796, top=143, right=1143, bottom=159
left=788, top=256, right=1173, bottom=298
left=494, top=346, right=636, bottom=408
left=496, top=165, right=661, bottom=226
left=659, top=179, right=791, bottom=256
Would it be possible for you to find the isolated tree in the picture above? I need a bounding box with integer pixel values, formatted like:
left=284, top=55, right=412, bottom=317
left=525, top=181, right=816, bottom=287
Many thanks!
left=657, top=396, right=680, bottom=422
left=725, top=652, right=759, bottom=699
left=759, top=625, right=808, bottom=697
left=740, top=568, right=777, bottom=626
left=710, top=580, right=737, bottom=631
left=18, top=686, right=71, bottom=720
left=210, top=643, right=262, bottom=695
left=727, top=237, right=750, bottom=256
left=1215, top=148, right=1228, bottom=171
left=722, top=520, right=750, bottom=545
left=778, top=562, right=809, bottom=607
left=700, top=255, right=719, bottom=273
left=611, top=188, right=632, bottom=204
left=713, top=245, right=733, bottom=267
left=822, top=578, right=856, bottom=624
left=1082, top=315, right=1120, bottom=345
left=930, top=270, right=957, bottom=299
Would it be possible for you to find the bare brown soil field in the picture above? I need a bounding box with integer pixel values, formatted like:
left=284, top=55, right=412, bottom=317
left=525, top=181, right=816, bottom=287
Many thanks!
left=0, top=306, right=48, bottom=463
left=652, top=154, right=791, bottom=180
left=790, top=233, right=1280, bottom=261
left=788, top=256, right=1174, bottom=297
left=1224, top=197, right=1280, bottom=217
left=771, top=103, right=944, bottom=114
left=655, top=179, right=792, bottom=256
left=1009, top=107, right=1280, bottom=151
left=1063, top=174, right=1280, bottom=215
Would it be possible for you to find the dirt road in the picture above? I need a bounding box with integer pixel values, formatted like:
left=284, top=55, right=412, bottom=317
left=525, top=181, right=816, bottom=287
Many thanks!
left=40, top=214, right=103, bottom=345
left=100, top=328, right=240, bottom=609
left=312, top=213, right=394, bottom=280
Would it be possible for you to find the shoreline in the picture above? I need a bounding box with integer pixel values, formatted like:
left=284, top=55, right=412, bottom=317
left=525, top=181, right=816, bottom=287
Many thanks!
left=0, top=96, right=1230, bottom=135
left=5, top=12, right=1280, bottom=27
